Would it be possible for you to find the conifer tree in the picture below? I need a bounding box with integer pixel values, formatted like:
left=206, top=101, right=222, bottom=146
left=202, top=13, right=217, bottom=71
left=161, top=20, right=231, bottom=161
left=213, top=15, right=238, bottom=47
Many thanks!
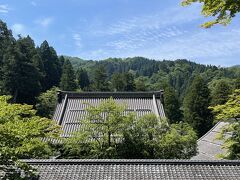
left=183, top=75, right=213, bottom=137
left=123, top=72, right=135, bottom=91
left=76, top=68, right=90, bottom=90
left=1, top=36, right=42, bottom=104
left=60, top=59, right=77, bottom=91
left=0, top=20, right=15, bottom=95
left=92, top=65, right=109, bottom=91
left=164, top=86, right=183, bottom=124
left=211, top=80, right=231, bottom=106
left=38, top=41, right=61, bottom=91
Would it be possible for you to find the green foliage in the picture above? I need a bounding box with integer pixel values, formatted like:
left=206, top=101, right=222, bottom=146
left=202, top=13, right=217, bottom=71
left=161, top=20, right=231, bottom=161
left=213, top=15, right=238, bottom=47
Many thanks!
left=60, top=59, right=77, bottom=91
left=164, top=86, right=183, bottom=123
left=123, top=72, right=136, bottom=91
left=211, top=79, right=232, bottom=106
left=183, top=75, right=213, bottom=137
left=61, top=99, right=197, bottom=159
left=120, top=114, right=197, bottom=159
left=0, top=96, right=61, bottom=179
left=210, top=89, right=240, bottom=121
left=38, top=40, right=62, bottom=91
left=92, top=65, right=110, bottom=91
left=135, top=76, right=149, bottom=91
left=61, top=98, right=132, bottom=158
left=76, top=68, right=90, bottom=90
left=111, top=73, right=126, bottom=91
left=210, top=89, right=240, bottom=159
left=36, top=87, right=59, bottom=118
left=182, top=0, right=240, bottom=28
left=110, top=72, right=136, bottom=92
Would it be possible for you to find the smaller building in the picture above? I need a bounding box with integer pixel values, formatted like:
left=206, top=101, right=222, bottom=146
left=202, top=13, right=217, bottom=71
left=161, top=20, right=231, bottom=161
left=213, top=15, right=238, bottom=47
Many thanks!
left=192, top=121, right=230, bottom=160
left=25, top=159, right=240, bottom=180
left=53, top=91, right=166, bottom=137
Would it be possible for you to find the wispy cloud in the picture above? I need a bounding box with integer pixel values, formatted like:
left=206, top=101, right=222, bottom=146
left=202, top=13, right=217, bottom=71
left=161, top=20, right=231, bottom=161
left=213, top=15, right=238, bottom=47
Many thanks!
left=96, top=4, right=200, bottom=36
left=0, top=4, right=10, bottom=13
left=11, top=23, right=26, bottom=36
left=35, top=17, right=54, bottom=27
left=30, top=1, right=37, bottom=6
left=73, top=33, right=82, bottom=48
left=118, top=28, right=240, bottom=66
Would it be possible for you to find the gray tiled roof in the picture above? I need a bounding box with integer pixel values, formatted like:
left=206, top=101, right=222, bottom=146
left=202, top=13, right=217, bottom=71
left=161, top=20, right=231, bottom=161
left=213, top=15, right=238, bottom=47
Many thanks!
left=192, top=122, right=229, bottom=160
left=25, top=159, right=240, bottom=180
left=53, top=91, right=165, bottom=137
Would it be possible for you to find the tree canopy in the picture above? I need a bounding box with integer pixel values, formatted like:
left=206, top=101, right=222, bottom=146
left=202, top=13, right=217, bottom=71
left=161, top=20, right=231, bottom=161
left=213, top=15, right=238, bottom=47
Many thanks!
left=183, top=75, right=213, bottom=137
left=182, top=0, right=240, bottom=28
left=210, top=89, right=240, bottom=159
left=61, top=98, right=197, bottom=159
left=0, top=96, right=60, bottom=179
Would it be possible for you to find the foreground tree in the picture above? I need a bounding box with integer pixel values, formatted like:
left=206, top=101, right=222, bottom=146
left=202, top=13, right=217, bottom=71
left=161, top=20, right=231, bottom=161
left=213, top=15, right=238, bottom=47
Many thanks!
left=0, top=96, right=60, bottom=179
left=61, top=98, right=132, bottom=158
left=61, top=99, right=197, bottom=159
left=183, top=75, right=213, bottom=136
left=182, top=0, right=240, bottom=28
left=210, top=89, right=240, bottom=159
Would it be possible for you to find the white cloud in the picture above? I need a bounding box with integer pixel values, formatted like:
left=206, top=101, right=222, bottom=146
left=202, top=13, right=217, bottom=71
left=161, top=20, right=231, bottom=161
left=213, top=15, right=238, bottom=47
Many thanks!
left=0, top=4, right=10, bottom=13
left=35, top=17, right=54, bottom=27
left=73, top=33, right=82, bottom=48
left=12, top=23, right=26, bottom=36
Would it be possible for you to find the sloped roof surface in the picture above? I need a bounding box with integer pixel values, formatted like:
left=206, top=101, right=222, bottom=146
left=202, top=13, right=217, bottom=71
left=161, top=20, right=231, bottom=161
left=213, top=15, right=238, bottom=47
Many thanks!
left=192, top=122, right=229, bottom=160
left=25, top=159, right=240, bottom=180
left=53, top=91, right=165, bottom=137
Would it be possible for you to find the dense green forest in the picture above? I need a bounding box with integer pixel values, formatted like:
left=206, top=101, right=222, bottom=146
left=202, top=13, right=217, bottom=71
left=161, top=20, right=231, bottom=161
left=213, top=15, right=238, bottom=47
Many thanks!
left=1, top=18, right=240, bottom=132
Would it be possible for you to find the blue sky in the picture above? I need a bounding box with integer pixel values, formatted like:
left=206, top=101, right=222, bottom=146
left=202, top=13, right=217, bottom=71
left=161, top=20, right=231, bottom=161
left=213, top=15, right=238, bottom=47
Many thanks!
left=0, top=0, right=240, bottom=66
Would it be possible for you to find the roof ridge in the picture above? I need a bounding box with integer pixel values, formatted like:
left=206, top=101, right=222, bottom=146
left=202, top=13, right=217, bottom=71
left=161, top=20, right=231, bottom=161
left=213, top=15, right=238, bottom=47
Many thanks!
left=23, top=159, right=240, bottom=166
left=58, top=91, right=164, bottom=99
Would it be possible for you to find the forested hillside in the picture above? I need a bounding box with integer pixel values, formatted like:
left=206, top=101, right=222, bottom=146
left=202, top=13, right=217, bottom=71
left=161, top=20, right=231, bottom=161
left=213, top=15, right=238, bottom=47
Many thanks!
left=67, top=56, right=240, bottom=103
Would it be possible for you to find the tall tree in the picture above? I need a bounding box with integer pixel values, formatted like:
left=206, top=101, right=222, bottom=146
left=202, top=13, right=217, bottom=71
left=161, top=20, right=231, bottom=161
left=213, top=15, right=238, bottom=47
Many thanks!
left=164, top=86, right=183, bottom=124
left=211, top=79, right=232, bottom=106
left=111, top=73, right=125, bottom=91
left=38, top=40, right=61, bottom=91
left=60, top=59, right=77, bottom=91
left=0, top=20, right=15, bottom=95
left=92, top=65, right=109, bottom=91
left=183, top=75, right=213, bottom=136
left=1, top=36, right=41, bottom=104
left=182, top=0, right=240, bottom=28
left=123, top=72, right=135, bottom=91
left=76, top=68, right=90, bottom=90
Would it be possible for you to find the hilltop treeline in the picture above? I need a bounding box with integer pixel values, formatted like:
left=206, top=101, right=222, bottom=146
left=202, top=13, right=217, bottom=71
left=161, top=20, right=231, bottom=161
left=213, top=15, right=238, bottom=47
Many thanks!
left=67, top=56, right=240, bottom=102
